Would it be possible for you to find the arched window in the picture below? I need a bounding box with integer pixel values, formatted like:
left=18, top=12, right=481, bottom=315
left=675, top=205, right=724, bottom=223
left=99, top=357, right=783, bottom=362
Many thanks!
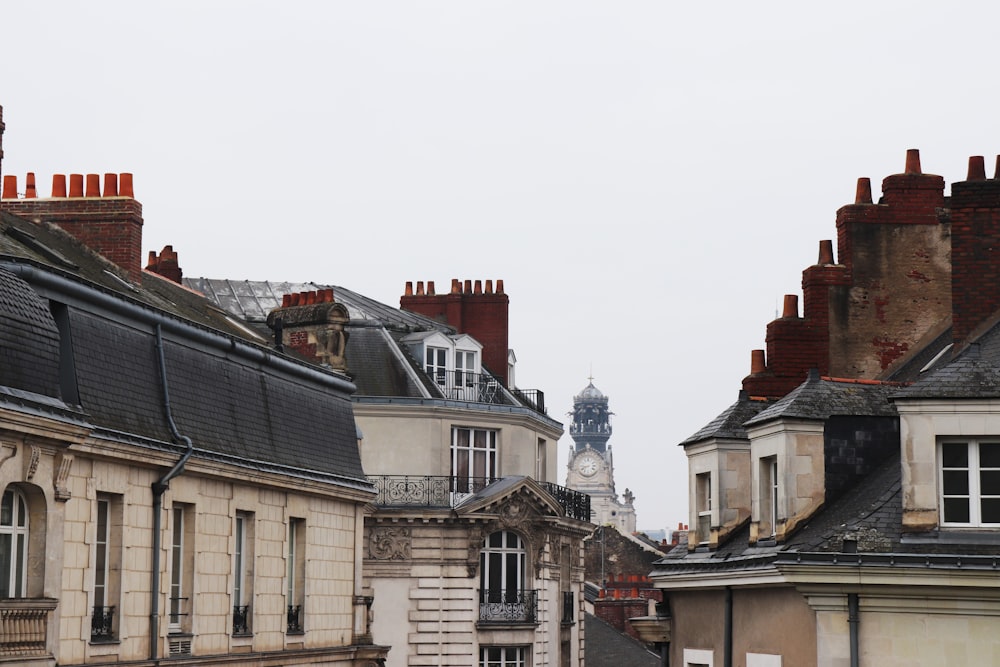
left=479, top=531, right=535, bottom=623
left=0, top=488, right=29, bottom=598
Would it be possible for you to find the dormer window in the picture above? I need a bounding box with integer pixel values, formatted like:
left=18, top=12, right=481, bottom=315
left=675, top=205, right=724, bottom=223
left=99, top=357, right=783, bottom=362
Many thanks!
left=455, top=349, right=477, bottom=388
left=940, top=440, right=1000, bottom=526
left=426, top=347, right=448, bottom=385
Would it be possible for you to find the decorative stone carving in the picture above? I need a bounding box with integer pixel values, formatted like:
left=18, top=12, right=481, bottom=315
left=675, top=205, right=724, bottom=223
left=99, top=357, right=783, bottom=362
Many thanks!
left=466, top=491, right=551, bottom=576
left=369, top=527, right=411, bottom=560
left=0, top=442, right=17, bottom=472
left=54, top=453, right=74, bottom=502
left=24, top=445, right=39, bottom=481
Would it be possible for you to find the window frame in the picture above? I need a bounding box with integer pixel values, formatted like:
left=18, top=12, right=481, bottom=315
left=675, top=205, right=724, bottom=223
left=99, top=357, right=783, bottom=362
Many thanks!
left=233, top=511, right=255, bottom=636
left=0, top=488, right=29, bottom=598
left=91, top=494, right=122, bottom=642
left=451, top=427, right=498, bottom=494
left=479, top=645, right=527, bottom=667
left=695, top=472, right=712, bottom=544
left=168, top=503, right=195, bottom=635
left=286, top=517, right=305, bottom=634
left=939, top=439, right=1000, bottom=527
left=426, top=346, right=448, bottom=385
left=759, top=456, right=778, bottom=538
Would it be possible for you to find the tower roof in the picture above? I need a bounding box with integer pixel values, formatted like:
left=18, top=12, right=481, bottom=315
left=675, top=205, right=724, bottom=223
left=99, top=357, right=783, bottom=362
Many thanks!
left=575, top=381, right=606, bottom=402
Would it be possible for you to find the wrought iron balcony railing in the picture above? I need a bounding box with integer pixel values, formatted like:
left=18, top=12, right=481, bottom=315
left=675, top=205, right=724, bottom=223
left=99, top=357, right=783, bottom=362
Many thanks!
left=370, top=475, right=499, bottom=507
left=426, top=370, right=548, bottom=416
left=369, top=476, right=591, bottom=520
left=287, top=605, right=303, bottom=634
left=539, top=481, right=592, bottom=521
left=232, top=605, right=251, bottom=636
left=91, top=605, right=116, bottom=642
left=562, top=591, right=575, bottom=624
left=479, top=589, right=537, bottom=624
left=0, top=598, right=57, bottom=657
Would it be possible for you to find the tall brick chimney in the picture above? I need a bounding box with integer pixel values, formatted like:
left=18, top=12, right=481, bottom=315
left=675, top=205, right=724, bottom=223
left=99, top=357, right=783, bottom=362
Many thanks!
left=401, top=278, right=510, bottom=384
left=0, top=171, right=144, bottom=283
left=950, top=155, right=1000, bottom=347
left=743, top=149, right=952, bottom=399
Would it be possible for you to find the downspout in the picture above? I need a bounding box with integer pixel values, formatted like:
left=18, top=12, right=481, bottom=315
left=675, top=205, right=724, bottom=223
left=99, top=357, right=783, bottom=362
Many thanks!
left=848, top=593, right=860, bottom=667
left=149, top=324, right=194, bottom=661
left=724, top=586, right=733, bottom=667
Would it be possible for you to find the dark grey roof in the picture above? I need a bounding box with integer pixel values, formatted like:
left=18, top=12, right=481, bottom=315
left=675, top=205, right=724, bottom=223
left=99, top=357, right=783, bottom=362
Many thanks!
left=680, top=391, right=771, bottom=446
left=344, top=325, right=426, bottom=397
left=896, top=321, right=1000, bottom=399
left=0, top=211, right=368, bottom=488
left=745, top=372, right=901, bottom=426
left=584, top=614, right=662, bottom=667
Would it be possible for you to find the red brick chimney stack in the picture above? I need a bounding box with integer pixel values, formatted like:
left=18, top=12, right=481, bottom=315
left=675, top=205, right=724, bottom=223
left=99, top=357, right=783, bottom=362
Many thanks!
left=146, top=245, right=183, bottom=284
left=950, top=154, right=1000, bottom=347
left=0, top=170, right=144, bottom=283
left=401, top=278, right=511, bottom=385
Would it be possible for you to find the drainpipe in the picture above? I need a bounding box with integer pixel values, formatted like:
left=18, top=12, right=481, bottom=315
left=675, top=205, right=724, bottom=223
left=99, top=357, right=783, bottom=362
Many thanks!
left=848, top=593, right=860, bottom=667
left=149, top=324, right=194, bottom=661
left=724, top=586, right=733, bottom=667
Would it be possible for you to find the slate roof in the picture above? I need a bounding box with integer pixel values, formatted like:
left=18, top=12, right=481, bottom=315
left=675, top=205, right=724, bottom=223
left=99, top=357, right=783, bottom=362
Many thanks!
left=583, top=613, right=662, bottom=667
left=896, top=320, right=1000, bottom=399
left=745, top=371, right=901, bottom=427
left=680, top=391, right=771, bottom=446
left=0, top=210, right=369, bottom=488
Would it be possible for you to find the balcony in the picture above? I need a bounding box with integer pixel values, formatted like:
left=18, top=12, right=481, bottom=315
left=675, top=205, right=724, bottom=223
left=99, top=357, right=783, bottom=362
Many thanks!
left=370, top=476, right=591, bottom=520
left=91, top=605, right=116, bottom=642
left=428, top=371, right=547, bottom=415
left=479, top=589, right=537, bottom=624
left=0, top=598, right=57, bottom=658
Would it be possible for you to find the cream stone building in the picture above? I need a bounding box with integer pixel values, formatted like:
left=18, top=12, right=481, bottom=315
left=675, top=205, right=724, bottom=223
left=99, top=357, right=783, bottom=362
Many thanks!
left=190, top=277, right=595, bottom=667
left=0, top=162, right=387, bottom=667
left=650, top=151, right=1000, bottom=666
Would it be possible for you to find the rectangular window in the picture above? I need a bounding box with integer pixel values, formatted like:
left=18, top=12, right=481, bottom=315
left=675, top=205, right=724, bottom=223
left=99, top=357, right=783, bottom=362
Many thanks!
left=168, top=504, right=195, bottom=634
left=426, top=347, right=448, bottom=385
left=536, top=438, right=547, bottom=481
left=92, top=494, right=122, bottom=642
left=940, top=440, right=1000, bottom=526
left=456, top=350, right=477, bottom=388
left=233, top=512, right=255, bottom=635
left=287, top=518, right=305, bottom=634
left=695, top=473, right=712, bottom=543
left=480, top=646, right=526, bottom=667
left=759, top=457, right=778, bottom=538
left=452, top=427, right=498, bottom=494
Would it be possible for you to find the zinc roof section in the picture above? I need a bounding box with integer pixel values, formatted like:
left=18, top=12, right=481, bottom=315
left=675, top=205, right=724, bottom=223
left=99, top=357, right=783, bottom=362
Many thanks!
left=345, top=325, right=428, bottom=398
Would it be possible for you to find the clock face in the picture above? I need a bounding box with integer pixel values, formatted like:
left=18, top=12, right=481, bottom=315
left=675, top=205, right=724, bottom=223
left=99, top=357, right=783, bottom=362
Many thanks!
left=578, top=455, right=599, bottom=477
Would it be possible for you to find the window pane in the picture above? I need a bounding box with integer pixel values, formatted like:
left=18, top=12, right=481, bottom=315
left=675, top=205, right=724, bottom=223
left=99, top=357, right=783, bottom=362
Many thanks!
left=942, top=443, right=968, bottom=468
left=0, top=492, right=11, bottom=527
left=982, top=498, right=1000, bottom=524
left=0, top=534, right=10, bottom=597
left=981, top=444, right=1000, bottom=468
left=981, top=470, right=1000, bottom=495
left=943, top=470, right=970, bottom=495
left=943, top=497, right=970, bottom=523
left=13, top=534, right=23, bottom=597
left=15, top=496, right=25, bottom=528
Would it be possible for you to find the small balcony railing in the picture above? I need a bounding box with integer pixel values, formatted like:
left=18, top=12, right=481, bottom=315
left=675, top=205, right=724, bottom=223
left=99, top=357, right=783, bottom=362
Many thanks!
left=287, top=605, right=303, bottom=634
left=510, top=388, right=546, bottom=414
left=562, top=591, right=575, bottom=624
left=91, top=605, right=116, bottom=642
left=370, top=476, right=591, bottom=520
left=370, top=475, right=499, bottom=507
left=0, top=598, right=57, bottom=657
left=539, top=481, right=592, bottom=521
left=232, top=605, right=251, bottom=636
left=431, top=370, right=505, bottom=404
left=479, top=589, right=537, bottom=624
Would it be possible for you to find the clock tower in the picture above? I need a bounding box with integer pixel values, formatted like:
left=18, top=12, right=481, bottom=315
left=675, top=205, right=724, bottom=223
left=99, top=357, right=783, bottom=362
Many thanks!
left=565, top=379, right=636, bottom=532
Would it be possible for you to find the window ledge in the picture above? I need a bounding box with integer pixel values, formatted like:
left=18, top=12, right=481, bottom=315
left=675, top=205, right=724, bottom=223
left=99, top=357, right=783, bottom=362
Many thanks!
left=476, top=621, right=538, bottom=630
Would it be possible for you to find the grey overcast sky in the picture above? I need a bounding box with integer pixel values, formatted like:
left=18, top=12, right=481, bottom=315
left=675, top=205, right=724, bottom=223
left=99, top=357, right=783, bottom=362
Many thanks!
left=3, top=1, right=999, bottom=531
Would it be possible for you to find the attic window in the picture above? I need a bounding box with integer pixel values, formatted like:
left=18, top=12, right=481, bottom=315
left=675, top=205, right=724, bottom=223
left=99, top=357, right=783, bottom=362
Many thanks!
left=940, top=440, right=1000, bottom=526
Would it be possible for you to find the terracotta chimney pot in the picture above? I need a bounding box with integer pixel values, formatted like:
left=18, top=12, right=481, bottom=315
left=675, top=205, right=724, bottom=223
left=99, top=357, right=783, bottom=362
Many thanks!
left=485, top=280, right=493, bottom=294
left=103, top=173, right=118, bottom=196
left=85, top=173, right=100, bottom=197
left=25, top=172, right=36, bottom=198
left=464, top=279, right=472, bottom=293
left=782, top=294, right=799, bottom=318
left=282, top=294, right=292, bottom=307
left=52, top=174, right=67, bottom=197
left=904, top=149, right=922, bottom=175
left=404, top=281, right=413, bottom=297
left=427, top=280, right=435, bottom=296
left=855, top=177, right=873, bottom=204
left=496, top=279, right=504, bottom=294
left=119, top=173, right=134, bottom=198
left=751, top=349, right=766, bottom=375
left=818, top=239, right=834, bottom=265
left=1, top=175, right=15, bottom=199
left=967, top=156, right=986, bottom=182
left=68, top=174, right=84, bottom=198
left=416, top=281, right=425, bottom=296
left=474, top=280, right=482, bottom=294
left=451, top=278, right=461, bottom=294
